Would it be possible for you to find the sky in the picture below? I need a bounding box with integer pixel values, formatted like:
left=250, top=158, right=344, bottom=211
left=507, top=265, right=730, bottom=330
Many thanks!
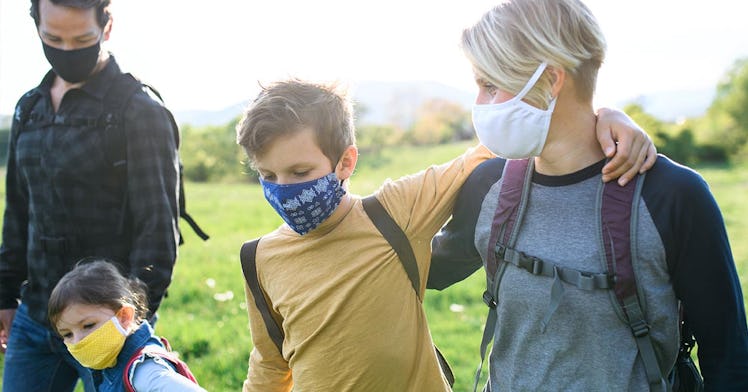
left=1, top=0, right=747, bottom=116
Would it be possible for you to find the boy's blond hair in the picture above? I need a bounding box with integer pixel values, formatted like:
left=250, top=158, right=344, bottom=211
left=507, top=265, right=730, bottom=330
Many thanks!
left=236, top=79, right=356, bottom=167
left=462, top=0, right=606, bottom=107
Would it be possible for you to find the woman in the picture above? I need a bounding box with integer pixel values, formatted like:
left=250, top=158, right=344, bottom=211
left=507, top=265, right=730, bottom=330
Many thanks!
left=428, top=0, right=748, bottom=390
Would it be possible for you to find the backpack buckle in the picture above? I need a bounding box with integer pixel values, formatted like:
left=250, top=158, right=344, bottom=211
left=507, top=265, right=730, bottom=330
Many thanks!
left=630, top=318, right=650, bottom=338
left=482, top=290, right=497, bottom=309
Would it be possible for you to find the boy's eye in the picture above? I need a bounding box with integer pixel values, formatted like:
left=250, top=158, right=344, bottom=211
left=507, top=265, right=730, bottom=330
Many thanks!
left=293, top=171, right=310, bottom=177
left=261, top=174, right=276, bottom=182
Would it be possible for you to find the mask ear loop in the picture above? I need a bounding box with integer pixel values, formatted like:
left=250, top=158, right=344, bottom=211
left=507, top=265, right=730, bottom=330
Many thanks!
left=514, top=62, right=549, bottom=101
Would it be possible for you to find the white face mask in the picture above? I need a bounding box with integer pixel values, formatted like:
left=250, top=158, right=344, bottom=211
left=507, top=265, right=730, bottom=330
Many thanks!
left=472, top=62, right=557, bottom=159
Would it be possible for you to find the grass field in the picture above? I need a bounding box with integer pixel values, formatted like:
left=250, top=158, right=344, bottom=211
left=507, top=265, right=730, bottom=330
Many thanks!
left=0, top=141, right=746, bottom=391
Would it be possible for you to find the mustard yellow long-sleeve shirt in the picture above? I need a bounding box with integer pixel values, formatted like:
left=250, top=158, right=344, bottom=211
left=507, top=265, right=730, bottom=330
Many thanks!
left=243, top=145, right=493, bottom=392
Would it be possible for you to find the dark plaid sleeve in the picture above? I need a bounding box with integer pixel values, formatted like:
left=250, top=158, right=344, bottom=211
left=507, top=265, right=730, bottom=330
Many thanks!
left=123, top=91, right=180, bottom=315
left=0, top=101, right=31, bottom=309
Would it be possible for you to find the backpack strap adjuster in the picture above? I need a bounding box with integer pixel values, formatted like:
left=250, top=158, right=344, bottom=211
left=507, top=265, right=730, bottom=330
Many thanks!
left=630, top=318, right=651, bottom=338
left=482, top=290, right=497, bottom=309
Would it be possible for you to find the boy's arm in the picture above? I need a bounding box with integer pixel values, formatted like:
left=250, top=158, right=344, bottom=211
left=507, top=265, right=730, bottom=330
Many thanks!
left=596, top=107, right=657, bottom=186
left=242, top=285, right=293, bottom=392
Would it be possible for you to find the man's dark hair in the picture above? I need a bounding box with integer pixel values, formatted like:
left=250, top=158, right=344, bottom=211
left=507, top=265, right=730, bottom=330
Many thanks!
left=30, top=0, right=111, bottom=28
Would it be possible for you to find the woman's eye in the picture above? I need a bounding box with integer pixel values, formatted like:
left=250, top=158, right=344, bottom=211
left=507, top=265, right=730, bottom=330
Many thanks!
left=483, top=84, right=498, bottom=96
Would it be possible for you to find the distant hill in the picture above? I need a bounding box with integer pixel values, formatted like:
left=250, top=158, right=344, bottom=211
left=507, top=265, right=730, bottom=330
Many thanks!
left=1, top=83, right=716, bottom=129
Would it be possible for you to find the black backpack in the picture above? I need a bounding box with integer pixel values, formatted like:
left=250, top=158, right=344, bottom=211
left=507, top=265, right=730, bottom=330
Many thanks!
left=475, top=158, right=702, bottom=392
left=13, top=72, right=209, bottom=244
left=239, top=195, right=455, bottom=387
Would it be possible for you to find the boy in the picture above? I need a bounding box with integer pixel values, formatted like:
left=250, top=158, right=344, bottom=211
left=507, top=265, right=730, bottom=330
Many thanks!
left=235, top=79, right=654, bottom=391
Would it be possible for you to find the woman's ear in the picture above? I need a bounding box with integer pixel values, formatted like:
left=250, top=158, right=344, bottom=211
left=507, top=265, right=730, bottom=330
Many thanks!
left=547, top=66, right=566, bottom=99
left=335, top=145, right=358, bottom=182
left=116, top=305, right=136, bottom=331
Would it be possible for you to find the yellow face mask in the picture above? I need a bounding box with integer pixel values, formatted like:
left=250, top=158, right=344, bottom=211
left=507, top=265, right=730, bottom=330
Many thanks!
left=65, top=316, right=128, bottom=369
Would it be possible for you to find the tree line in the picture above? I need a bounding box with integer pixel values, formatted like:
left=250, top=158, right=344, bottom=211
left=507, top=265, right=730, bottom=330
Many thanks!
left=1, top=57, right=746, bottom=180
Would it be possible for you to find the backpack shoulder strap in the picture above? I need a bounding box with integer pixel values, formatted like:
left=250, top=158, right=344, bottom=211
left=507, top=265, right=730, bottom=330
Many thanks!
left=11, top=91, right=44, bottom=145
left=122, top=339, right=199, bottom=392
left=361, top=195, right=421, bottom=297
left=360, top=195, right=454, bottom=387
left=600, top=173, right=667, bottom=390
left=240, top=239, right=284, bottom=353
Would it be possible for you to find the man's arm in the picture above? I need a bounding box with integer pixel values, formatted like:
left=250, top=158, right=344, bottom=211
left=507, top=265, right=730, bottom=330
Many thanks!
left=123, top=93, right=180, bottom=316
left=0, top=105, right=31, bottom=352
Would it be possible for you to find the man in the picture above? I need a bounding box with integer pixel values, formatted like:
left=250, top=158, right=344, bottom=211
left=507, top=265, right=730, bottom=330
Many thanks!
left=0, top=1, right=180, bottom=390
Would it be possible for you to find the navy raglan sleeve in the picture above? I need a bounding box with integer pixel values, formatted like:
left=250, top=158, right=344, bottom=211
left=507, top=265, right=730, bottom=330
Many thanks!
left=428, top=158, right=505, bottom=290
left=124, top=91, right=180, bottom=316
left=643, top=157, right=748, bottom=390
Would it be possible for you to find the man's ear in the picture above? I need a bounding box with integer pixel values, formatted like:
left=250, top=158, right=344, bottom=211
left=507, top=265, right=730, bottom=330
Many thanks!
left=335, top=145, right=358, bottom=181
left=116, top=305, right=135, bottom=331
left=103, top=15, right=113, bottom=41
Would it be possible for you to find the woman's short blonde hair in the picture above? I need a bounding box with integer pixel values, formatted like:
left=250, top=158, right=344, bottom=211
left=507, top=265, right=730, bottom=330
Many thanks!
left=462, top=0, right=606, bottom=108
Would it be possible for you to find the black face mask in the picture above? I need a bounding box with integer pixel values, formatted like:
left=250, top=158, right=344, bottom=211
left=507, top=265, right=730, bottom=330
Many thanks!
left=42, top=41, right=101, bottom=84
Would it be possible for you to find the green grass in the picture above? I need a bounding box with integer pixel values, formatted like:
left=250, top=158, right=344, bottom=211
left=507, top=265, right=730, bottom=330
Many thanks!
left=0, top=142, right=746, bottom=391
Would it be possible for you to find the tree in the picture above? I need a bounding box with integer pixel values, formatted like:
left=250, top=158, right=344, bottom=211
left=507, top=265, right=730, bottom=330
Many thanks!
left=408, top=99, right=472, bottom=145
left=704, top=57, right=748, bottom=159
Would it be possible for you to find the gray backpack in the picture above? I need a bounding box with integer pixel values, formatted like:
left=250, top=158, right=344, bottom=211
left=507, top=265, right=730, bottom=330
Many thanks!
left=475, top=158, right=701, bottom=392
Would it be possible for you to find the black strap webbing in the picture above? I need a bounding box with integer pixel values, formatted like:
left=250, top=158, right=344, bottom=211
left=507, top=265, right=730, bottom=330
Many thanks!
left=361, top=195, right=421, bottom=297
left=240, top=239, right=284, bottom=352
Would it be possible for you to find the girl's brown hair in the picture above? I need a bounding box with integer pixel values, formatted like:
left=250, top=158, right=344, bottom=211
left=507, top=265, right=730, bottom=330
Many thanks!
left=48, top=258, right=148, bottom=334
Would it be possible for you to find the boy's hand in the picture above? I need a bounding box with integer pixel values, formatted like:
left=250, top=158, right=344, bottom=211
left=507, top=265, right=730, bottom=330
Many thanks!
left=596, top=107, right=657, bottom=186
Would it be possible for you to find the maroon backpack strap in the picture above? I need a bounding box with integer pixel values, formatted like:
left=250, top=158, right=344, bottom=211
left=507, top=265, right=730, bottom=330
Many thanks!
left=123, top=339, right=199, bottom=392
left=601, top=174, right=666, bottom=390
left=485, top=159, right=532, bottom=278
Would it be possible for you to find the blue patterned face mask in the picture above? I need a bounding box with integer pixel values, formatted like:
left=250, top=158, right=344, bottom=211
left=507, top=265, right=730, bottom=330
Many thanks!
left=260, top=172, right=346, bottom=235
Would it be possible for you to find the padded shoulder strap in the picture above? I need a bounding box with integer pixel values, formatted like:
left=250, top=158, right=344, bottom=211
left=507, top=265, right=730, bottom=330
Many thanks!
left=240, top=239, right=284, bottom=353
left=122, top=340, right=199, bottom=392
left=361, top=195, right=421, bottom=297
left=601, top=173, right=667, bottom=390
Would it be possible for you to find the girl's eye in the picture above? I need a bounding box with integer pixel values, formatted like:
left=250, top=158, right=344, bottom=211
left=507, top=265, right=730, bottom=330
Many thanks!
left=62, top=332, right=73, bottom=339
left=83, top=323, right=96, bottom=330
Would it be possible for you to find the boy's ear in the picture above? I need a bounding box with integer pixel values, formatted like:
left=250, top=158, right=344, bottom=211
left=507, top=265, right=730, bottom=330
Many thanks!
left=335, top=145, right=358, bottom=181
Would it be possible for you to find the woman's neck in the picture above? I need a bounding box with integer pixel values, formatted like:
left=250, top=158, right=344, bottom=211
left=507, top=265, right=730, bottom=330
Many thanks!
left=534, top=99, right=604, bottom=176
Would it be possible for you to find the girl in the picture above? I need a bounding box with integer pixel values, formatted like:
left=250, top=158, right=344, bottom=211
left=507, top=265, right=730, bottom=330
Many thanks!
left=48, top=259, right=205, bottom=392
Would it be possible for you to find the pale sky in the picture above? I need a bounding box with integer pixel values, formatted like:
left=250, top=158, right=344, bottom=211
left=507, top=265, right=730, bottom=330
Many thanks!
left=1, top=0, right=747, bottom=116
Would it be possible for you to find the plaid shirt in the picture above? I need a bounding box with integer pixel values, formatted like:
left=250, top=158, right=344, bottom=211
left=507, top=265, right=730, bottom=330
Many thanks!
left=0, top=57, right=179, bottom=324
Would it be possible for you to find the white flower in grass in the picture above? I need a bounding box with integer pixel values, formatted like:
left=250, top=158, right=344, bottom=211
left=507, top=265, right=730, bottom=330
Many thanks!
left=214, top=291, right=234, bottom=302
left=449, top=304, right=465, bottom=313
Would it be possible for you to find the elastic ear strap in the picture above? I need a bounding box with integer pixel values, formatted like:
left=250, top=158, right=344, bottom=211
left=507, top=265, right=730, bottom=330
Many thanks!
left=515, top=62, right=548, bottom=99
